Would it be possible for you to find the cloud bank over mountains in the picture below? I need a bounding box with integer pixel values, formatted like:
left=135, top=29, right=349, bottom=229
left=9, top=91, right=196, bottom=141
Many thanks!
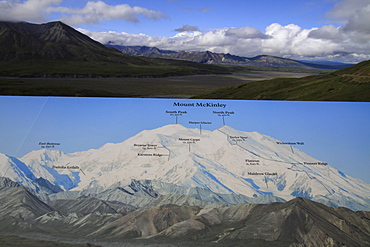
left=0, top=0, right=369, bottom=62
left=81, top=20, right=369, bottom=62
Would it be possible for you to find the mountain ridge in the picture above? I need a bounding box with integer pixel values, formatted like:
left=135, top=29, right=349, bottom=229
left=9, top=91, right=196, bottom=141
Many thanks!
left=0, top=176, right=369, bottom=246
left=107, top=44, right=352, bottom=70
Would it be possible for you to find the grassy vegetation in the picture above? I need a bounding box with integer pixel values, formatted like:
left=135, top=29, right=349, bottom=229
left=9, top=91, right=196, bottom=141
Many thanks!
left=0, top=53, right=333, bottom=78
left=0, top=58, right=235, bottom=78
left=0, top=235, right=100, bottom=247
left=218, top=64, right=331, bottom=74
left=0, top=70, right=318, bottom=98
left=0, top=79, right=129, bottom=97
left=194, top=61, right=370, bottom=102
left=0, top=52, right=334, bottom=98
left=333, top=60, right=370, bottom=77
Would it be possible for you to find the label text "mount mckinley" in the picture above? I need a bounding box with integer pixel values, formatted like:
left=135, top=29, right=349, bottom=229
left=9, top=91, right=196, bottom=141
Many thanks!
left=174, top=102, right=227, bottom=108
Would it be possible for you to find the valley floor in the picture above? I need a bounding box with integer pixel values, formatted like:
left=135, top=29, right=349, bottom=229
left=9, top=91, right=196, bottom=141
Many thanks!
left=0, top=71, right=315, bottom=98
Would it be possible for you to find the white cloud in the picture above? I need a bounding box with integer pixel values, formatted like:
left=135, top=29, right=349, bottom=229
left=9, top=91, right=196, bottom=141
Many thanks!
left=308, top=25, right=343, bottom=41
left=79, top=28, right=170, bottom=49
left=225, top=26, right=270, bottom=39
left=0, top=0, right=166, bottom=25
left=341, top=4, right=370, bottom=34
left=81, top=27, right=268, bottom=55
left=82, top=20, right=370, bottom=62
left=261, top=23, right=341, bottom=57
left=306, top=0, right=370, bottom=61
left=0, top=0, right=61, bottom=22
left=327, top=0, right=370, bottom=21
left=52, top=1, right=166, bottom=25
left=325, top=0, right=370, bottom=41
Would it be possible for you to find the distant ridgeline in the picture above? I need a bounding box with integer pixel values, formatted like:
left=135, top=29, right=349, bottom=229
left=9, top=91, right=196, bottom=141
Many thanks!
left=106, top=43, right=352, bottom=70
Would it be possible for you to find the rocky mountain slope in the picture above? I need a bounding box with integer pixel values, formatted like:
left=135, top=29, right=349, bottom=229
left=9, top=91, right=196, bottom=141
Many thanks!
left=0, top=178, right=369, bottom=247
left=0, top=178, right=53, bottom=222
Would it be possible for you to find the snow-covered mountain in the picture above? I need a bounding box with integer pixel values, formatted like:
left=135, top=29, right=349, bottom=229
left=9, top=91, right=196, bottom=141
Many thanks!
left=21, top=149, right=79, bottom=190
left=0, top=153, right=63, bottom=195
left=4, top=124, right=370, bottom=210
left=0, top=153, right=37, bottom=190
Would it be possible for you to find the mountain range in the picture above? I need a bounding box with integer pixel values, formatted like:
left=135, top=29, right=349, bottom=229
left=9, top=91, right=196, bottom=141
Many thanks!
left=0, top=180, right=369, bottom=246
left=106, top=44, right=352, bottom=70
left=1, top=124, right=370, bottom=246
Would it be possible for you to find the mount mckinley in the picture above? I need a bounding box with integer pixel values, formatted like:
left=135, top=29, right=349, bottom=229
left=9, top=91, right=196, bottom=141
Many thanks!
left=1, top=124, right=370, bottom=246
left=1, top=124, right=369, bottom=211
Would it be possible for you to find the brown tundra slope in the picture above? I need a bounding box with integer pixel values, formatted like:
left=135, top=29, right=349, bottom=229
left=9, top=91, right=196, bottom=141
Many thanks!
left=89, top=198, right=370, bottom=247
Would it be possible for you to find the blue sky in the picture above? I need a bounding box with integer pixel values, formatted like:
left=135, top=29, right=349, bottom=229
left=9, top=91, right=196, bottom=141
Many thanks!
left=0, top=96, right=369, bottom=183
left=65, top=0, right=338, bottom=36
left=0, top=0, right=369, bottom=62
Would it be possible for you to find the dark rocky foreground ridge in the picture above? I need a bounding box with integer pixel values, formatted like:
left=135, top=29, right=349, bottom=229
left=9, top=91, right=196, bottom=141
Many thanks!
left=1, top=177, right=370, bottom=247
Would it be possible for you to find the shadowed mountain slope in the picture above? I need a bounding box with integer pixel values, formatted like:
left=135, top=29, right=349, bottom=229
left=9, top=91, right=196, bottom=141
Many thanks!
left=0, top=185, right=53, bottom=220
left=90, top=204, right=201, bottom=239
left=0, top=21, right=140, bottom=63
left=47, top=195, right=136, bottom=216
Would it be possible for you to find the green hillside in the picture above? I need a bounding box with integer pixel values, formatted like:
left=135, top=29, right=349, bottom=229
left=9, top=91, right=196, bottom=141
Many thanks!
left=193, top=60, right=370, bottom=101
